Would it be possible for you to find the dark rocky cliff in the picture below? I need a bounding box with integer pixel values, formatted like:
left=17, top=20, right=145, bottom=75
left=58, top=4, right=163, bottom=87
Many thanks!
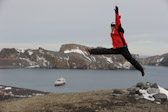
left=140, top=53, right=168, bottom=66
left=0, top=44, right=140, bottom=69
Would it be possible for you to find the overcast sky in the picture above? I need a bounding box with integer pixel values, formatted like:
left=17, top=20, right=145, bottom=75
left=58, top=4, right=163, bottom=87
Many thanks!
left=0, top=0, right=168, bottom=56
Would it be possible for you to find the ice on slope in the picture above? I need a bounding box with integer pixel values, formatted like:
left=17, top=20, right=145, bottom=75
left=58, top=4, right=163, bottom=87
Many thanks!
left=19, top=58, right=40, bottom=68
left=64, top=48, right=91, bottom=62
left=20, top=58, right=36, bottom=66
left=16, top=48, right=25, bottom=53
left=123, top=62, right=131, bottom=69
left=101, top=56, right=113, bottom=64
left=5, top=87, right=12, bottom=90
left=36, top=56, right=49, bottom=66
left=64, top=56, right=70, bottom=67
left=64, top=48, right=84, bottom=54
left=27, top=50, right=33, bottom=55
left=157, top=57, right=164, bottom=63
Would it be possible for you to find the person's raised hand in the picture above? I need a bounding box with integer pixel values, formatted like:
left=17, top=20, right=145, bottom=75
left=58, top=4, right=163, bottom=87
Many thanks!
left=114, top=6, right=119, bottom=14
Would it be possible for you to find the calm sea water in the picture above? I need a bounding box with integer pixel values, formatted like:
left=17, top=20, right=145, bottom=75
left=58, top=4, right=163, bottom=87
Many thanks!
left=0, top=66, right=167, bottom=93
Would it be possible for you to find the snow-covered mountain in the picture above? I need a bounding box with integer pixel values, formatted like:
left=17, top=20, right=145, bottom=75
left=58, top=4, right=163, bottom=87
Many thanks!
left=140, top=53, right=168, bottom=66
left=0, top=44, right=140, bottom=69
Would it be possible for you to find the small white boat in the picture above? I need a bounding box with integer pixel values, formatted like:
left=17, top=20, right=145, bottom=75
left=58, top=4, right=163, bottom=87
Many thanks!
left=54, top=78, right=66, bottom=86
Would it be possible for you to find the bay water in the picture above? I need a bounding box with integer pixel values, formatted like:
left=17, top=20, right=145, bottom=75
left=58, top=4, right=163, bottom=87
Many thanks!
left=0, top=66, right=167, bottom=93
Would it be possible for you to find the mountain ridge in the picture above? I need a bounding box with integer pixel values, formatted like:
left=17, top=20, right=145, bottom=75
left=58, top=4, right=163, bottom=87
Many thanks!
left=140, top=53, right=168, bottom=66
left=0, top=44, right=140, bottom=69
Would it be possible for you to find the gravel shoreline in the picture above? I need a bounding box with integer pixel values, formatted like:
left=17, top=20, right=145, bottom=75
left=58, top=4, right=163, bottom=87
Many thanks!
left=0, top=89, right=168, bottom=112
left=0, top=83, right=168, bottom=112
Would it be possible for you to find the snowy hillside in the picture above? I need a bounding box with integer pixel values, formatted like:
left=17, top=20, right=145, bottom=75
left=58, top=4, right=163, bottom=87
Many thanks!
left=140, top=53, right=168, bottom=66
left=0, top=44, right=140, bottom=69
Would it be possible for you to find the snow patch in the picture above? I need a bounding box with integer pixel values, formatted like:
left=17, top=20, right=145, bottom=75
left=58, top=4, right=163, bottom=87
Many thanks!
left=123, top=62, right=131, bottom=69
left=139, top=89, right=155, bottom=101
left=27, top=50, right=33, bottom=55
left=157, top=57, right=164, bottom=63
left=16, top=48, right=25, bottom=53
left=33, top=93, right=44, bottom=96
left=36, top=56, right=48, bottom=67
left=160, top=57, right=164, bottom=62
left=64, top=48, right=84, bottom=54
left=106, top=57, right=113, bottom=64
left=73, top=66, right=77, bottom=69
left=83, top=54, right=92, bottom=62
left=64, top=56, right=70, bottom=67
left=139, top=86, right=168, bottom=102
left=5, top=87, right=12, bottom=90
left=64, top=48, right=91, bottom=62
left=64, top=56, right=69, bottom=61
left=101, top=56, right=113, bottom=64
left=39, top=49, right=44, bottom=54
left=158, top=86, right=168, bottom=99
left=20, top=58, right=37, bottom=66
left=116, top=63, right=123, bottom=69
left=90, top=55, right=96, bottom=62
left=26, top=65, right=40, bottom=68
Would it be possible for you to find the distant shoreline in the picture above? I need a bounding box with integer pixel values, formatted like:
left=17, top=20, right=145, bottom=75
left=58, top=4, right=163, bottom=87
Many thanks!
left=0, top=85, right=48, bottom=102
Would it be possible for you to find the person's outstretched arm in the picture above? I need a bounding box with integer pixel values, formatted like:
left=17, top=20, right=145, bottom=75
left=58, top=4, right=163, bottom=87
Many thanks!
left=115, top=6, right=124, bottom=33
left=115, top=6, right=121, bottom=29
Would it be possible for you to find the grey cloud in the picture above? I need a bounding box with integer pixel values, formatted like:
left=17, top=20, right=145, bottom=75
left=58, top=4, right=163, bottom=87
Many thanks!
left=0, top=0, right=168, bottom=55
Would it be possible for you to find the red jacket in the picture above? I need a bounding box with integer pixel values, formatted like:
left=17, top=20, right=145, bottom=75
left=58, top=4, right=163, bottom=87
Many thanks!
left=111, top=13, right=128, bottom=49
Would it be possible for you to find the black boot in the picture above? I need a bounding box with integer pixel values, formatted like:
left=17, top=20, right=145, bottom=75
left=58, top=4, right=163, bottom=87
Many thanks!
left=141, top=69, right=145, bottom=77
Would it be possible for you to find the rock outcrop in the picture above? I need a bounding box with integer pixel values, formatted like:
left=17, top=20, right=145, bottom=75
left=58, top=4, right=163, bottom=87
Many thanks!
left=140, top=53, right=168, bottom=66
left=128, top=82, right=168, bottom=104
left=0, top=44, right=141, bottom=69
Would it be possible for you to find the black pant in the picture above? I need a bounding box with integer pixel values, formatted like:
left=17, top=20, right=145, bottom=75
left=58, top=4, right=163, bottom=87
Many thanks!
left=90, top=47, right=143, bottom=73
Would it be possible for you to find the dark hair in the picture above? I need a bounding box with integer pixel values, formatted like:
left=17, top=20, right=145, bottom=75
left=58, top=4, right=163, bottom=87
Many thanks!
left=111, top=23, right=115, bottom=27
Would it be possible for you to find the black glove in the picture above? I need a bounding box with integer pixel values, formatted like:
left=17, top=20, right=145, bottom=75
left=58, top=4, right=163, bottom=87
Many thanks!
left=114, top=6, right=119, bottom=14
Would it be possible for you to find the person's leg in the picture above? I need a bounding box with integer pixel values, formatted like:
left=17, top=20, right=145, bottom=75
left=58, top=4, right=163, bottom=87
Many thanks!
left=88, top=48, right=120, bottom=55
left=120, top=47, right=145, bottom=76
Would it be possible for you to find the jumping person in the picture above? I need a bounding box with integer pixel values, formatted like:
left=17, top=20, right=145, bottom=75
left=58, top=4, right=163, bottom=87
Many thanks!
left=85, top=6, right=145, bottom=76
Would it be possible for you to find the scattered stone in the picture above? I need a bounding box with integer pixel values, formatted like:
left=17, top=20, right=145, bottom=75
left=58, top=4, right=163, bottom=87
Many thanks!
left=111, top=94, right=120, bottom=97
left=155, top=99, right=162, bottom=104
left=128, top=82, right=168, bottom=104
left=155, top=101, right=161, bottom=104
left=136, top=82, right=147, bottom=88
left=153, top=93, right=167, bottom=103
left=150, top=83, right=158, bottom=89
left=135, top=94, right=139, bottom=97
left=113, top=89, right=123, bottom=94
left=141, top=85, right=150, bottom=90
left=148, top=96, right=153, bottom=99
left=139, top=95, right=144, bottom=99
left=128, top=87, right=140, bottom=95
left=147, top=88, right=159, bottom=94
